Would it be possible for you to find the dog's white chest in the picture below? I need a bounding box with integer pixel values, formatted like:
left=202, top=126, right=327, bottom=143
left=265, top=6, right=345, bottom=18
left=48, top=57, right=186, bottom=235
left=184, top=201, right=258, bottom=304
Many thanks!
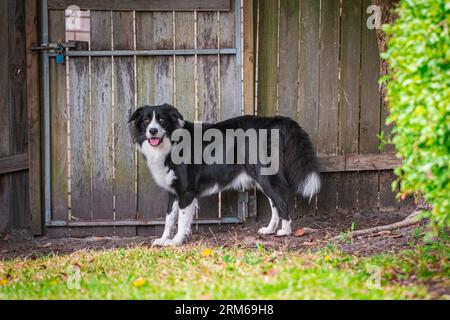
left=139, top=140, right=176, bottom=193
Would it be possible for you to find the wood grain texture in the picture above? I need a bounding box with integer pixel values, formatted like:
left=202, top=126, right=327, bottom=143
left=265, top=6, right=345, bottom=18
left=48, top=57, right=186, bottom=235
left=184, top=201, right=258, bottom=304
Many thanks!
left=298, top=0, right=319, bottom=147
left=26, top=0, right=43, bottom=235
left=90, top=11, right=114, bottom=236
left=338, top=0, right=361, bottom=214
left=9, top=0, right=30, bottom=230
left=0, top=153, right=28, bottom=175
left=359, top=0, right=382, bottom=213
left=69, top=56, right=91, bottom=230
left=49, top=10, right=69, bottom=235
left=175, top=12, right=196, bottom=121
left=197, top=11, right=220, bottom=218
left=277, top=0, right=299, bottom=119
left=219, top=3, right=239, bottom=218
left=317, top=0, right=340, bottom=215
left=296, top=0, right=320, bottom=216
left=136, top=12, right=171, bottom=232
left=257, top=0, right=278, bottom=117
left=48, top=0, right=231, bottom=11
left=113, top=11, right=136, bottom=236
left=243, top=0, right=255, bottom=116
left=0, top=0, right=10, bottom=233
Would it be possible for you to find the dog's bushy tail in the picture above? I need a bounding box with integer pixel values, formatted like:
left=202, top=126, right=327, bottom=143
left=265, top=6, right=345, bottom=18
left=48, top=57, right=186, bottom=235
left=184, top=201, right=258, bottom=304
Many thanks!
left=281, top=119, right=321, bottom=201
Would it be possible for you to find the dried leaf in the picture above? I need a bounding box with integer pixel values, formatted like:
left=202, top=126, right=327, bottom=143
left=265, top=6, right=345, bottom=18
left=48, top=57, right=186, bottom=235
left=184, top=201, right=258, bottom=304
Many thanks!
left=294, top=228, right=306, bottom=237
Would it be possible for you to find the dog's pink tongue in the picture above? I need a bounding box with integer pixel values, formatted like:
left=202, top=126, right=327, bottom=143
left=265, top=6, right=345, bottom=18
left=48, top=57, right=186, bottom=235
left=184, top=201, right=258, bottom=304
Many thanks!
left=149, top=137, right=160, bottom=146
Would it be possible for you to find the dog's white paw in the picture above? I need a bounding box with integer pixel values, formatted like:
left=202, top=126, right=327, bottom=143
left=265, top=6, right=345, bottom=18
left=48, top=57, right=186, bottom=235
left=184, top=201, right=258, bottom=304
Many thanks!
left=165, top=236, right=185, bottom=246
left=258, top=227, right=276, bottom=235
left=152, top=237, right=170, bottom=246
left=276, top=229, right=291, bottom=237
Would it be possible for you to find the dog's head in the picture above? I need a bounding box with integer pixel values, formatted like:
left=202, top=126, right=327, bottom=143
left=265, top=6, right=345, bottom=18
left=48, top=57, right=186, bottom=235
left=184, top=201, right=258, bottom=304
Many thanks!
left=128, top=104, right=184, bottom=147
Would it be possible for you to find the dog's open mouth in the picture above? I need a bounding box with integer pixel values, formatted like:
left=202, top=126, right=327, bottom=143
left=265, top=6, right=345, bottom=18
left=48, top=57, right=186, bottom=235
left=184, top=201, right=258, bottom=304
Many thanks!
left=149, top=136, right=164, bottom=146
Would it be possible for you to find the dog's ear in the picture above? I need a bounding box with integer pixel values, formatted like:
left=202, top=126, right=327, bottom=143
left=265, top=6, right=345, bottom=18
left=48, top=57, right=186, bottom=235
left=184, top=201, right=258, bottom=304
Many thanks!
left=128, top=107, right=144, bottom=123
left=165, top=104, right=185, bottom=126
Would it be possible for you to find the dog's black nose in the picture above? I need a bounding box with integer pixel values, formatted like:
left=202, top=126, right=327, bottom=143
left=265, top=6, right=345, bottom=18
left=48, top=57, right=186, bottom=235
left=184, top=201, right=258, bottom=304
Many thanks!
left=149, top=128, right=158, bottom=136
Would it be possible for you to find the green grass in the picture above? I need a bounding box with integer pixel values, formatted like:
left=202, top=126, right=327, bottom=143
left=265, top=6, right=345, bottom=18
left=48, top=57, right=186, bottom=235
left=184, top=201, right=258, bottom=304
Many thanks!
left=0, top=242, right=448, bottom=299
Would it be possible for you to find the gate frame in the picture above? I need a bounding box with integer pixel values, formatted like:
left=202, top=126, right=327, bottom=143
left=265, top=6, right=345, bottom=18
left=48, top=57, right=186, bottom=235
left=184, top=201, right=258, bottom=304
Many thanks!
left=37, top=0, right=250, bottom=231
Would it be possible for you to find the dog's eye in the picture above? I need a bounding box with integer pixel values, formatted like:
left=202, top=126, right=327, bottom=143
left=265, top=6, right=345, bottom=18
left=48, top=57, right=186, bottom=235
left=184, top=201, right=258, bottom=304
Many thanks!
left=143, top=119, right=150, bottom=125
left=159, top=118, right=164, bottom=124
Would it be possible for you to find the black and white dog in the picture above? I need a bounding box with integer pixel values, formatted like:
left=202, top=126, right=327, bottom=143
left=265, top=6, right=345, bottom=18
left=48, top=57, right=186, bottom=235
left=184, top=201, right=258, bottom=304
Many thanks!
left=129, top=104, right=321, bottom=246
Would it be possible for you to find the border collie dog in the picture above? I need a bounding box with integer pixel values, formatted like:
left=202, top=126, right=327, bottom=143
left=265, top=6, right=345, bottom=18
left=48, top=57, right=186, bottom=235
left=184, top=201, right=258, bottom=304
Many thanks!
left=129, top=104, right=321, bottom=246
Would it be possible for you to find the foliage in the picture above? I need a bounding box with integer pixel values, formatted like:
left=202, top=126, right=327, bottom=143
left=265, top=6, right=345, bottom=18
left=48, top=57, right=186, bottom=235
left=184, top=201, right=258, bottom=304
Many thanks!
left=0, top=244, right=448, bottom=299
left=382, top=0, right=450, bottom=232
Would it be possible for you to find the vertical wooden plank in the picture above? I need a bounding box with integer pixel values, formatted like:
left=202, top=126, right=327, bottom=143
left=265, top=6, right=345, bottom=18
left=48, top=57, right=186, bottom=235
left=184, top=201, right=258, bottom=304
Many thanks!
left=90, top=11, right=114, bottom=236
left=359, top=0, right=380, bottom=213
left=219, top=5, right=239, bottom=120
left=277, top=0, right=298, bottom=119
left=379, top=170, right=398, bottom=211
left=26, top=0, right=43, bottom=235
left=337, top=0, right=361, bottom=214
left=175, top=12, right=195, bottom=121
left=255, top=0, right=278, bottom=220
left=257, top=0, right=278, bottom=117
left=197, top=11, right=220, bottom=218
left=113, top=11, right=136, bottom=236
left=69, top=50, right=91, bottom=237
left=48, top=10, right=69, bottom=237
left=219, top=4, right=240, bottom=217
left=0, top=0, right=11, bottom=233
left=9, top=0, right=30, bottom=230
left=136, top=12, right=172, bottom=235
left=317, top=0, right=340, bottom=216
left=277, top=0, right=302, bottom=219
left=243, top=0, right=255, bottom=116
left=297, top=0, right=320, bottom=217
left=298, top=0, right=319, bottom=146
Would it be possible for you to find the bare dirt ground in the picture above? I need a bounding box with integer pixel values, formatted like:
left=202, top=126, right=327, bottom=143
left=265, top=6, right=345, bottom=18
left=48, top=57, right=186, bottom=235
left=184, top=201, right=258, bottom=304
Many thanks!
left=0, top=210, right=426, bottom=260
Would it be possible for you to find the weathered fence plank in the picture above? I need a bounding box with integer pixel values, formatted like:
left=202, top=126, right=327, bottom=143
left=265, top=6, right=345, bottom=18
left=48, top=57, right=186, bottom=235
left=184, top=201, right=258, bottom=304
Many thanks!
left=113, top=11, right=136, bottom=236
left=90, top=11, right=114, bottom=236
left=175, top=12, right=195, bottom=121
left=8, top=0, right=29, bottom=230
left=197, top=11, right=220, bottom=218
left=257, top=0, right=278, bottom=117
left=297, top=0, right=320, bottom=216
left=0, top=0, right=10, bottom=233
left=48, top=10, right=69, bottom=237
left=337, top=0, right=361, bottom=214
left=219, top=4, right=239, bottom=218
left=359, top=0, right=381, bottom=213
left=317, top=0, right=340, bottom=215
left=278, top=0, right=299, bottom=119
left=136, top=12, right=172, bottom=235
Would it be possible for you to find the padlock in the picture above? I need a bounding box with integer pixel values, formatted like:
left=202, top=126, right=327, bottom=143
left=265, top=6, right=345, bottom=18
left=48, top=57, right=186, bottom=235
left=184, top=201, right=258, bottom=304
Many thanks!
left=56, top=54, right=65, bottom=64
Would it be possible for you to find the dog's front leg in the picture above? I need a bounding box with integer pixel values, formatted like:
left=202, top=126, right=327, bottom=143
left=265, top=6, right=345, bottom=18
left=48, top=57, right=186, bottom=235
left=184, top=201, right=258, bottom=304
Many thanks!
left=166, top=196, right=197, bottom=246
left=153, top=194, right=179, bottom=246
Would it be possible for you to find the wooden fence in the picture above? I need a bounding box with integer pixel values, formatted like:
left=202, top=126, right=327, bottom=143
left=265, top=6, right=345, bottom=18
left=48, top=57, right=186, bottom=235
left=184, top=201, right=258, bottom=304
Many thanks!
left=0, top=0, right=415, bottom=237
left=0, top=0, right=31, bottom=234
left=254, top=0, right=413, bottom=218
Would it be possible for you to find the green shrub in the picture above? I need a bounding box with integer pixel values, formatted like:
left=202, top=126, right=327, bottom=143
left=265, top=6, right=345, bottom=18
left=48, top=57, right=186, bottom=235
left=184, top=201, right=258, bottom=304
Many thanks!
left=382, top=0, right=450, bottom=232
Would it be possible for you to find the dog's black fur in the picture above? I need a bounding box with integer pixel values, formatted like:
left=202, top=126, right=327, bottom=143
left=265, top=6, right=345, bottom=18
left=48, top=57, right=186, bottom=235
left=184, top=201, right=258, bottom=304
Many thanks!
left=129, top=104, right=320, bottom=244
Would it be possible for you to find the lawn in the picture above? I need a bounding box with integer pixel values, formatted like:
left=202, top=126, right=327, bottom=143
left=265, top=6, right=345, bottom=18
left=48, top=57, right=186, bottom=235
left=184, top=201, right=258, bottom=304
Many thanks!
left=0, top=240, right=448, bottom=299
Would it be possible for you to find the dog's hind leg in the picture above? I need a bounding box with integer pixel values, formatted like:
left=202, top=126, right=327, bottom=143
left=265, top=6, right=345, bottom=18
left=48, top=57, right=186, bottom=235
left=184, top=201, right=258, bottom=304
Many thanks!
left=153, top=194, right=179, bottom=246
left=257, top=177, right=292, bottom=236
left=258, top=197, right=280, bottom=235
left=166, top=194, right=197, bottom=246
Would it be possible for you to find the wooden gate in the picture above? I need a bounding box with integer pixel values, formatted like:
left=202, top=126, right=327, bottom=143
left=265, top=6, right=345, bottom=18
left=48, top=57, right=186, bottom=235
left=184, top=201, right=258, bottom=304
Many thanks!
left=254, top=0, right=414, bottom=218
left=43, top=0, right=244, bottom=237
